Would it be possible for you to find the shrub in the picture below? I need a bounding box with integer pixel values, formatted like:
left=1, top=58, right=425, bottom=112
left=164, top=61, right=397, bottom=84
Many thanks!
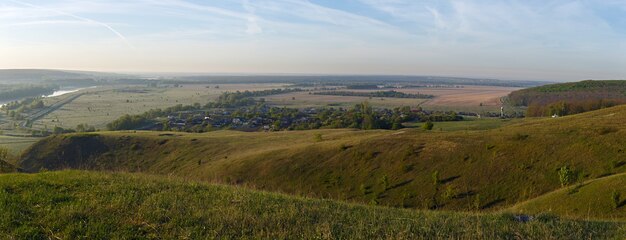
left=612, top=190, right=621, bottom=209
left=443, top=185, right=456, bottom=201
left=431, top=171, right=440, bottom=186
left=513, top=133, right=529, bottom=140
left=314, top=133, right=323, bottom=142
left=339, top=144, right=350, bottom=151
left=359, top=184, right=368, bottom=196
left=380, top=175, right=389, bottom=190
left=422, top=121, right=434, bottom=130
left=473, top=194, right=482, bottom=211
left=558, top=166, right=574, bottom=187
left=402, top=164, right=414, bottom=173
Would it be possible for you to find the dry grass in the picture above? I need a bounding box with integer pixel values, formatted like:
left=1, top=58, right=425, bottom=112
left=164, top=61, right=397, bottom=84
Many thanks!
left=264, top=85, right=519, bottom=111
left=0, top=170, right=623, bottom=239
left=509, top=172, right=626, bottom=220
left=18, top=105, right=626, bottom=218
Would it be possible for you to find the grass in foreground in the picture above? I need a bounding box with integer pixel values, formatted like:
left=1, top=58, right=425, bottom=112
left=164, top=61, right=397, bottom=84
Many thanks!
left=0, top=160, right=15, bottom=173
left=0, top=171, right=624, bottom=239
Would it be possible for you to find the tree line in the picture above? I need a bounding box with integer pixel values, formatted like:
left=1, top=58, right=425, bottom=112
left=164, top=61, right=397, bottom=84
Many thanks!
left=508, top=80, right=626, bottom=117
left=107, top=89, right=462, bottom=131
left=0, top=84, right=58, bottom=101
left=313, top=90, right=434, bottom=99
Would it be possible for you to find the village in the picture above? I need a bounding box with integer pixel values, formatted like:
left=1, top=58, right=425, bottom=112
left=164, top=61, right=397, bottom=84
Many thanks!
left=153, top=103, right=465, bottom=132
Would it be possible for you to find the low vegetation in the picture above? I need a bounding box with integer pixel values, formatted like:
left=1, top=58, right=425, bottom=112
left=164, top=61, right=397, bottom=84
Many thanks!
left=510, top=173, right=626, bottom=220
left=0, top=171, right=623, bottom=239
left=19, top=105, right=626, bottom=216
left=0, top=160, right=15, bottom=173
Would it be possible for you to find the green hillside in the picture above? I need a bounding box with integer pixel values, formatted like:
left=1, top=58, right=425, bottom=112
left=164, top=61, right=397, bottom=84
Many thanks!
left=0, top=160, right=15, bottom=173
left=19, top=105, right=626, bottom=214
left=510, top=173, right=626, bottom=220
left=0, top=171, right=622, bottom=239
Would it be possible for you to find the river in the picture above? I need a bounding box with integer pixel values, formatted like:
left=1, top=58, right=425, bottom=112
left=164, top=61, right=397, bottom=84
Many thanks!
left=0, top=86, right=96, bottom=107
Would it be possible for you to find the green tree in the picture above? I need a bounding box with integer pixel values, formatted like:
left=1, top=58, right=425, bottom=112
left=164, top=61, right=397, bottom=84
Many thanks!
left=423, top=121, right=434, bottom=130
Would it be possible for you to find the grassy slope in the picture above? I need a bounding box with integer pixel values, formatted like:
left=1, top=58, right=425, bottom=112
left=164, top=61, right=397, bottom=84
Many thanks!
left=510, top=173, right=626, bottom=220
left=0, top=171, right=623, bottom=239
left=0, top=160, right=15, bottom=173
left=18, top=105, right=626, bottom=213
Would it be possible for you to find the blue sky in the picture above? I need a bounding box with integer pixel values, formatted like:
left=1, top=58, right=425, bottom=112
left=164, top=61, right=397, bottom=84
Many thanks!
left=1, top=0, right=626, bottom=81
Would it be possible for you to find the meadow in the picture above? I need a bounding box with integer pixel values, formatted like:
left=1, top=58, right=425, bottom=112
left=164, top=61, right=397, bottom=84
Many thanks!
left=0, top=171, right=622, bottom=239
left=264, top=85, right=518, bottom=112
left=18, top=105, right=626, bottom=218
left=0, top=135, right=41, bottom=158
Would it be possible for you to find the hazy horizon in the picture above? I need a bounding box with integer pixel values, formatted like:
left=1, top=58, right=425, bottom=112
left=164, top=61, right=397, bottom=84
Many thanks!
left=2, top=0, right=626, bottom=81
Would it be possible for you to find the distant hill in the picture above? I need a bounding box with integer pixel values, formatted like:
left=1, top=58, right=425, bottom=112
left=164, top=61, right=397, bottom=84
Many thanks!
left=180, top=75, right=550, bottom=88
left=510, top=173, right=626, bottom=220
left=0, top=170, right=620, bottom=239
left=0, top=69, right=89, bottom=83
left=508, top=80, right=626, bottom=117
left=19, top=105, right=626, bottom=216
left=0, top=69, right=129, bottom=85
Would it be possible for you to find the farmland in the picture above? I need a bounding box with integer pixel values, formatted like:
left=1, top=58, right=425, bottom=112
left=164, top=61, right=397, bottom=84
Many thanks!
left=22, top=83, right=517, bottom=131
left=265, top=85, right=519, bottom=112
left=33, top=83, right=287, bottom=130
left=0, top=81, right=520, bottom=156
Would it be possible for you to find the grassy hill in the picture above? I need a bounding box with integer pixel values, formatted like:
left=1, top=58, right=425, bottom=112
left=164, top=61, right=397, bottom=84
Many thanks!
left=0, top=160, right=15, bottom=173
left=0, top=171, right=622, bottom=239
left=18, top=105, right=626, bottom=215
left=510, top=173, right=626, bottom=220
left=508, top=80, right=626, bottom=116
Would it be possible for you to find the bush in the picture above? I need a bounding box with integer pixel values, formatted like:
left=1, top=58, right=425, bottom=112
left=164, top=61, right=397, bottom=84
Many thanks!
left=314, top=133, right=323, bottom=142
left=612, top=190, right=621, bottom=209
left=558, top=166, right=574, bottom=187
left=380, top=175, right=389, bottom=190
left=423, top=121, right=434, bottom=130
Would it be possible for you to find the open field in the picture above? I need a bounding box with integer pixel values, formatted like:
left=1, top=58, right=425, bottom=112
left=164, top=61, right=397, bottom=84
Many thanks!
left=0, top=170, right=622, bottom=239
left=263, top=91, right=428, bottom=109
left=414, top=86, right=520, bottom=109
left=0, top=135, right=41, bottom=157
left=18, top=105, right=626, bottom=218
left=265, top=85, right=520, bottom=112
left=33, top=83, right=287, bottom=130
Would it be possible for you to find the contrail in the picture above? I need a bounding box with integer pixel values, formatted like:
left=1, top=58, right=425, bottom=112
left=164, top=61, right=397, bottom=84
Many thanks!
left=8, top=0, right=134, bottom=48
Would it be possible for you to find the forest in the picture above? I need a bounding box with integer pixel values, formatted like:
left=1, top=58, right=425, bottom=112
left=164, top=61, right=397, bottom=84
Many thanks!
left=507, top=80, right=626, bottom=116
left=313, top=90, right=434, bottom=99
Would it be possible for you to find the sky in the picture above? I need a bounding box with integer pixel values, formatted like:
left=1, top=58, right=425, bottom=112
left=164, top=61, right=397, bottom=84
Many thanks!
left=1, top=0, right=626, bottom=81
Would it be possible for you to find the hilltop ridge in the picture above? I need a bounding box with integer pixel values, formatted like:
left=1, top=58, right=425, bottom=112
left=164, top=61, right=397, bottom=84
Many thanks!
left=18, top=105, right=626, bottom=214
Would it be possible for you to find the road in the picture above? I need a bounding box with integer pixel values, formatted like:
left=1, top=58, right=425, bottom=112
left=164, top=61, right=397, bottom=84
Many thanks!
left=20, top=93, right=85, bottom=128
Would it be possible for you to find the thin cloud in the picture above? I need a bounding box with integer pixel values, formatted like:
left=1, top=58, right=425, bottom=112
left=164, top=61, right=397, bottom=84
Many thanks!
left=7, top=0, right=134, bottom=48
